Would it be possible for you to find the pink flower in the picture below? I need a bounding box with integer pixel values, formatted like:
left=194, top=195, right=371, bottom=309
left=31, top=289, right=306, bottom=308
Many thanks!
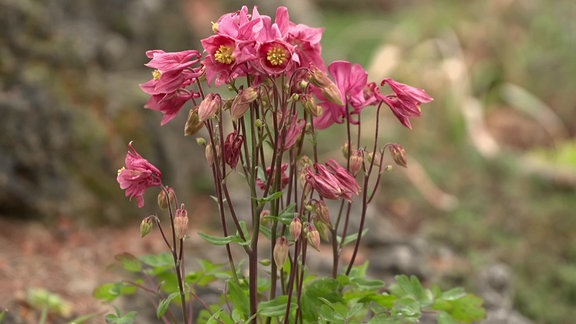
left=144, top=90, right=194, bottom=126
left=377, top=78, right=433, bottom=129
left=257, top=163, right=289, bottom=190
left=198, top=93, right=221, bottom=122
left=283, top=114, right=305, bottom=150
left=257, top=40, right=295, bottom=75
left=117, top=142, right=162, bottom=208
left=305, top=160, right=360, bottom=201
left=139, top=50, right=202, bottom=95
left=223, top=131, right=244, bottom=169
left=313, top=61, right=371, bottom=129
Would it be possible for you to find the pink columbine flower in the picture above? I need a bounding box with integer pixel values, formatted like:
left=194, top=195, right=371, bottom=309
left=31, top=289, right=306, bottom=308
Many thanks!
left=198, top=93, right=221, bottom=122
left=305, top=163, right=344, bottom=200
left=223, top=131, right=244, bottom=169
left=283, top=114, right=305, bottom=150
left=257, top=163, right=289, bottom=190
left=325, top=160, right=361, bottom=198
left=139, top=50, right=202, bottom=95
left=117, top=142, right=162, bottom=208
left=144, top=90, right=194, bottom=126
left=313, top=61, right=371, bottom=129
left=377, top=78, right=433, bottom=129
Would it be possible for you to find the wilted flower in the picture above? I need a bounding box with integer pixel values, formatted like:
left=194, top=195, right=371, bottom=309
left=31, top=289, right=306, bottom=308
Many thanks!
left=117, top=142, right=162, bottom=208
left=305, top=160, right=360, bottom=201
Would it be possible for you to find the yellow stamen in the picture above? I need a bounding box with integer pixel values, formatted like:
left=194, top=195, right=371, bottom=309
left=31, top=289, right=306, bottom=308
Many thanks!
left=117, top=167, right=125, bottom=175
left=267, top=46, right=288, bottom=66
left=152, top=69, right=161, bottom=80
left=214, top=45, right=234, bottom=65
left=211, top=21, right=219, bottom=33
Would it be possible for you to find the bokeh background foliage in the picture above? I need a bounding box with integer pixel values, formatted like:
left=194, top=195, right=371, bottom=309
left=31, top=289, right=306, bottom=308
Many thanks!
left=1, top=0, right=575, bottom=323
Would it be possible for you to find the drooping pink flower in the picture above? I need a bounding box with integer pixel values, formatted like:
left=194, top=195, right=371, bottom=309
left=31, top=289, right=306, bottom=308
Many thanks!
left=198, top=93, right=221, bottom=122
left=139, top=50, right=202, bottom=95
left=144, top=90, right=194, bottom=126
left=325, top=160, right=361, bottom=199
left=117, top=142, right=162, bottom=208
left=305, top=163, right=343, bottom=200
left=377, top=78, right=433, bottom=129
left=282, top=114, right=305, bottom=150
left=223, top=131, right=244, bottom=169
left=313, top=61, right=371, bottom=129
left=305, top=160, right=360, bottom=201
left=257, top=163, right=289, bottom=190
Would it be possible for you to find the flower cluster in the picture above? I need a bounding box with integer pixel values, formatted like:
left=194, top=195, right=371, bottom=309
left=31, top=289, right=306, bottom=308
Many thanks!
left=115, top=6, right=436, bottom=323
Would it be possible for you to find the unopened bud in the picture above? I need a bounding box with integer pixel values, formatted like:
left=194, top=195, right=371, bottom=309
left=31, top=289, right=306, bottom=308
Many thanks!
left=308, top=66, right=332, bottom=88
left=301, top=94, right=322, bottom=117
left=305, top=225, right=320, bottom=251
left=196, top=137, right=206, bottom=146
left=313, top=200, right=331, bottom=227
left=273, top=236, right=289, bottom=270
left=174, top=204, right=189, bottom=240
left=140, top=216, right=154, bottom=238
left=322, top=84, right=345, bottom=106
left=342, top=142, right=350, bottom=159
left=260, top=209, right=271, bottom=226
left=184, top=108, right=203, bottom=136
left=389, top=144, right=408, bottom=168
left=290, top=217, right=302, bottom=241
left=198, top=93, right=221, bottom=122
left=350, top=150, right=364, bottom=176
left=230, top=87, right=258, bottom=121
left=157, top=187, right=176, bottom=209
left=313, top=219, right=330, bottom=241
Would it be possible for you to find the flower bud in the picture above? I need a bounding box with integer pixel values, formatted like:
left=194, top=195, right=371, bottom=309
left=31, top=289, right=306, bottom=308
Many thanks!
left=273, top=236, right=289, bottom=270
left=184, top=107, right=203, bottom=136
left=321, top=83, right=345, bottom=106
left=260, top=209, right=271, bottom=226
left=230, top=87, right=258, bottom=121
left=174, top=204, right=189, bottom=240
left=306, top=224, right=321, bottom=251
left=308, top=66, right=332, bottom=88
left=290, top=217, right=302, bottom=241
left=301, top=94, right=321, bottom=117
left=198, top=93, right=221, bottom=122
left=349, top=150, right=364, bottom=176
left=157, top=186, right=176, bottom=209
left=313, top=219, right=330, bottom=241
left=389, top=144, right=408, bottom=168
left=313, top=200, right=331, bottom=227
left=140, top=216, right=154, bottom=238
left=196, top=137, right=206, bottom=146
left=342, top=142, right=350, bottom=159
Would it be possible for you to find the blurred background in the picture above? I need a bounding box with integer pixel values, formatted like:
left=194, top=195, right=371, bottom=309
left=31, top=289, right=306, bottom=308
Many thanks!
left=1, top=0, right=575, bottom=322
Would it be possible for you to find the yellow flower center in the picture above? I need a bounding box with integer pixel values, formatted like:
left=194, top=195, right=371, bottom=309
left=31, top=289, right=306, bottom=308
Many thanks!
left=117, top=167, right=125, bottom=175
left=267, top=46, right=288, bottom=66
left=214, top=45, right=235, bottom=65
left=152, top=69, right=161, bottom=80
left=211, top=21, right=219, bottom=33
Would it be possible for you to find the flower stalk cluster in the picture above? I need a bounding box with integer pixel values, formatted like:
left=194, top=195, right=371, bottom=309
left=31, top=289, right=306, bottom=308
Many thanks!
left=116, top=6, right=432, bottom=323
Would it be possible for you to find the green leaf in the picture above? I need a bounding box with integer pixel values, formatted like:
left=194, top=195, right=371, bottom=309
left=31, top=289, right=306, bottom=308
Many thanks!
left=390, top=275, right=433, bottom=306
left=139, top=252, right=173, bottom=268
left=198, top=232, right=242, bottom=245
left=351, top=277, right=386, bottom=291
left=392, top=296, right=420, bottom=319
left=93, top=282, right=133, bottom=302
left=68, top=313, right=99, bottom=324
left=255, top=191, right=283, bottom=205
left=278, top=203, right=297, bottom=224
left=437, top=311, right=458, bottom=324
left=227, top=280, right=249, bottom=320
left=337, top=229, right=368, bottom=247
left=156, top=292, right=180, bottom=318
left=434, top=293, right=486, bottom=323
left=259, top=295, right=295, bottom=317
left=301, top=278, right=344, bottom=321
left=115, top=253, right=142, bottom=272
left=105, top=310, right=137, bottom=324
left=441, top=287, right=467, bottom=301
